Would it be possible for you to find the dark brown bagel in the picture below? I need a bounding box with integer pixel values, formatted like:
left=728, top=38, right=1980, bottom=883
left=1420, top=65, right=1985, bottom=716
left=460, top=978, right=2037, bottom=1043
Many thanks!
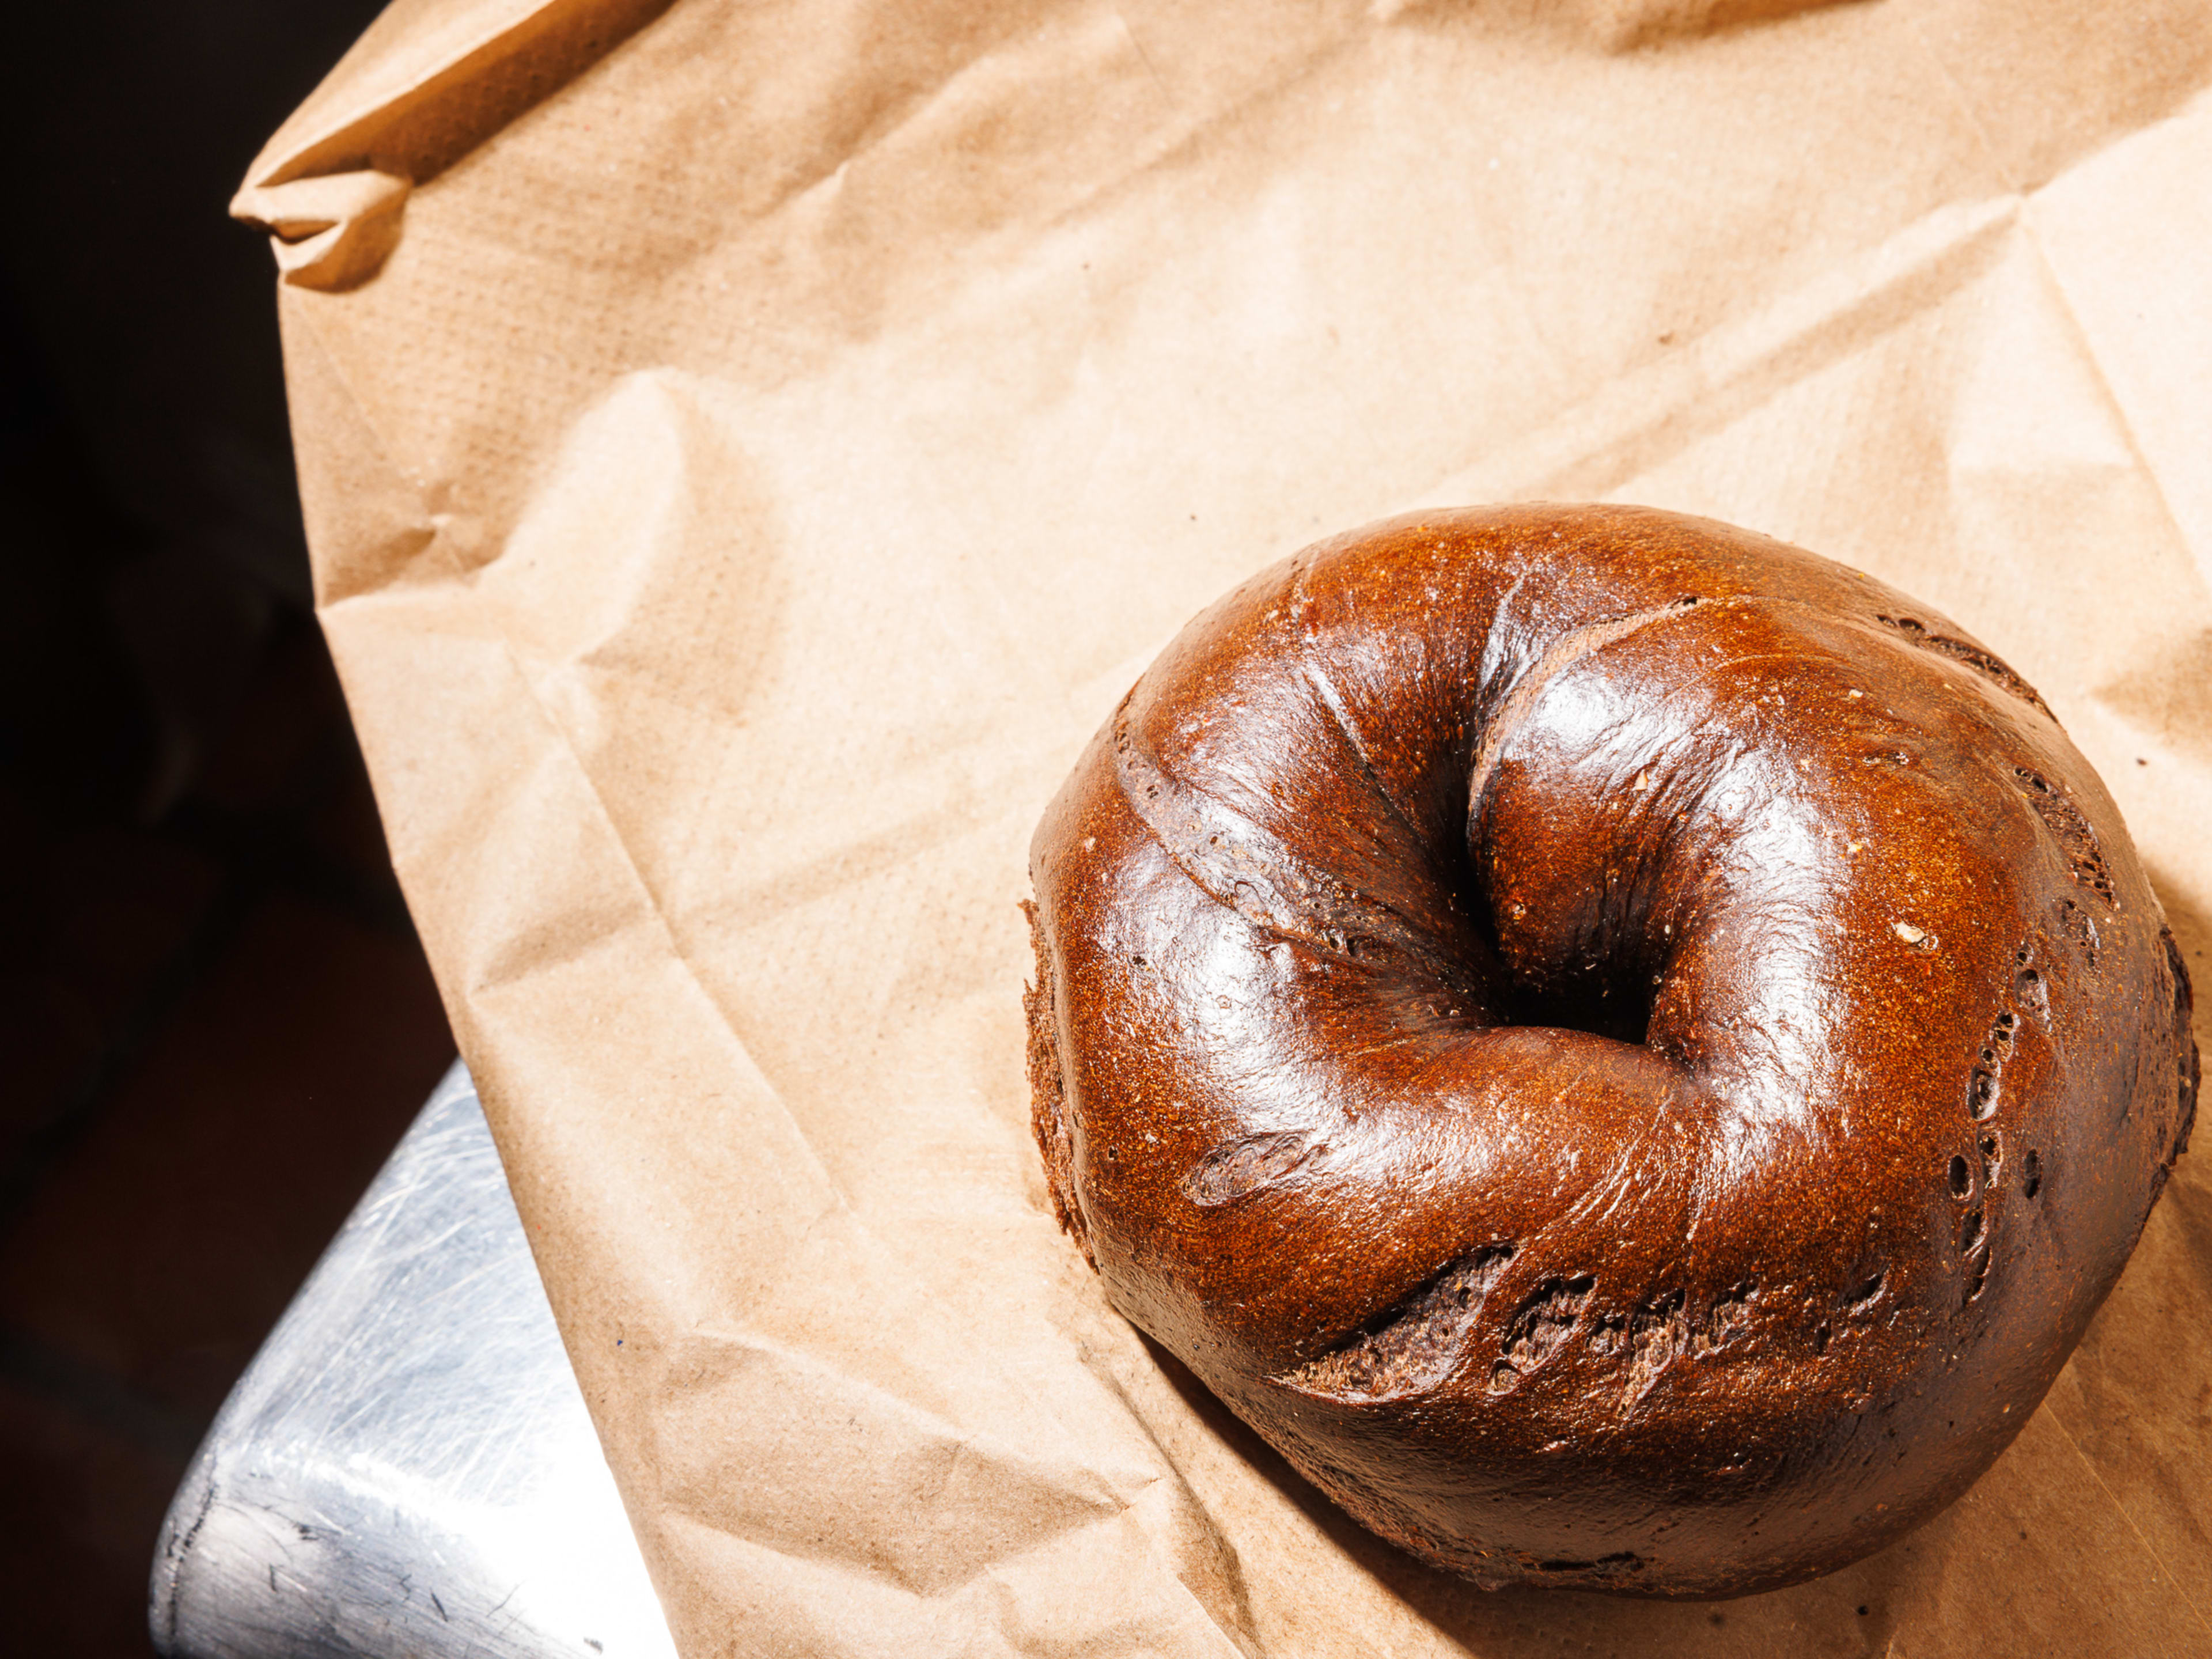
left=1024, top=505, right=2196, bottom=1598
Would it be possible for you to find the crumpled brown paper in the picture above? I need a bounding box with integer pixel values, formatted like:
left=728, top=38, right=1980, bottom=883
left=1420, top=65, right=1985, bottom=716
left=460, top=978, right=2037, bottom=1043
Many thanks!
left=236, top=1, right=2212, bottom=1652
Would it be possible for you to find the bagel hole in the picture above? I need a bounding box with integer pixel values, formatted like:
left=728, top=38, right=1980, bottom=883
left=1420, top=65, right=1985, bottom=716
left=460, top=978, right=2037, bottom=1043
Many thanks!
left=1948, top=1155, right=1972, bottom=1198
left=1470, top=835, right=1664, bottom=1047
left=2024, top=1150, right=2042, bottom=1198
left=1498, top=967, right=1660, bottom=1048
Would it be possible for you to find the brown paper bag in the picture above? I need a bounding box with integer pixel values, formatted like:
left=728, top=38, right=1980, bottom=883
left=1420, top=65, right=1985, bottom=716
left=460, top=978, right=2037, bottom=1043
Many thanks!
left=236, top=1, right=2212, bottom=1650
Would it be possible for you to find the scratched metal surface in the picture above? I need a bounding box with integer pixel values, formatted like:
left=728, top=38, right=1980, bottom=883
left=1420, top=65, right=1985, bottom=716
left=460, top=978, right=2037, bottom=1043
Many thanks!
left=149, top=1062, right=677, bottom=1659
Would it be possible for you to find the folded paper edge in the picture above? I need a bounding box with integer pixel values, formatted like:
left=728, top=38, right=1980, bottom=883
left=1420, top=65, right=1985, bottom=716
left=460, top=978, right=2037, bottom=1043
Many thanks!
left=230, top=0, right=676, bottom=285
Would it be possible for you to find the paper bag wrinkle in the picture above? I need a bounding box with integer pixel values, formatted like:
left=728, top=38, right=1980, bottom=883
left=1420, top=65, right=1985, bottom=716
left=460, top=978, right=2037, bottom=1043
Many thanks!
left=237, top=169, right=412, bottom=291
left=247, top=0, right=605, bottom=171
left=2043, top=1185, right=2212, bottom=1619
left=323, top=516, right=1268, bottom=1659
left=1372, top=0, right=1855, bottom=52
left=2024, top=90, right=2212, bottom=582
left=514, top=684, right=1052, bottom=982
left=445, top=0, right=1186, bottom=369
left=639, top=1321, right=1262, bottom=1653
left=278, top=297, right=450, bottom=604
left=468, top=1001, right=1263, bottom=1655
left=478, top=371, right=788, bottom=722
left=348, top=609, right=855, bottom=1262
left=386, top=642, right=658, bottom=996
left=657, top=1509, right=1249, bottom=1659
left=452, top=601, right=1238, bottom=1525
left=654, top=8, right=1315, bottom=372
left=682, top=794, right=1004, bottom=940
left=1591, top=0, right=1861, bottom=52
left=710, top=1, right=1157, bottom=231
left=234, top=0, right=677, bottom=287
left=2006, top=216, right=2203, bottom=567
left=1903, top=0, right=2212, bottom=195
left=1943, top=225, right=2140, bottom=483
left=2036, top=1408, right=2212, bottom=1641
left=286, top=287, right=539, bottom=595
left=1423, top=193, right=2018, bottom=511
left=2026, top=102, right=2212, bottom=619
left=1925, top=218, right=2211, bottom=692
left=650, top=1335, right=1137, bottom=1591
left=465, top=882, right=649, bottom=1000
left=547, top=0, right=1373, bottom=381
left=1058, top=1381, right=1278, bottom=1654
left=448, top=0, right=1122, bottom=319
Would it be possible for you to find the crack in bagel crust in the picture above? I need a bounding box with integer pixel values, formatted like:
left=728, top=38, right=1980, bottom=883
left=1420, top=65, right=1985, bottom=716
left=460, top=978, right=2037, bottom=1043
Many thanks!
left=1025, top=504, right=2194, bottom=1598
left=1182, top=1129, right=1321, bottom=1207
left=1283, top=1244, right=1517, bottom=1400
left=1875, top=612, right=2056, bottom=719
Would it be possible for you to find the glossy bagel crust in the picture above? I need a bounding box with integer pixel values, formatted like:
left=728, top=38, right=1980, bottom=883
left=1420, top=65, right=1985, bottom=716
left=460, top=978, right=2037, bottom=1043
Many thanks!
left=1024, top=505, right=2197, bottom=1598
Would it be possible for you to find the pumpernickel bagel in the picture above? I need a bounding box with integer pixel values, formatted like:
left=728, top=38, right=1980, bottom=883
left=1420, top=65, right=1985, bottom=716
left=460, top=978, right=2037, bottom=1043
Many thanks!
left=1023, top=504, right=2195, bottom=1597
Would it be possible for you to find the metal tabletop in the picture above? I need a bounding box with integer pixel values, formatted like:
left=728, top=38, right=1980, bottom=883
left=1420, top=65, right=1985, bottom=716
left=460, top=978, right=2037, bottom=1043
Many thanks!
left=149, top=1062, right=676, bottom=1659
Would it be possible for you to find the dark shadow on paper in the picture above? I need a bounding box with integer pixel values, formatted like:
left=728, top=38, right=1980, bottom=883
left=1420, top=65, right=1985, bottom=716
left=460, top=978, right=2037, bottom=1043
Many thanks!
left=2095, top=634, right=2212, bottom=777
left=1139, top=1328, right=1960, bottom=1656
left=1380, top=0, right=1870, bottom=54
left=1585, top=0, right=1869, bottom=53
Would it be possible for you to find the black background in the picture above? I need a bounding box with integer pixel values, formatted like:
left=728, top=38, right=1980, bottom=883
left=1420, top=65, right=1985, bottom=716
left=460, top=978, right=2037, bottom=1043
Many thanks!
left=1, top=4, right=457, bottom=1649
